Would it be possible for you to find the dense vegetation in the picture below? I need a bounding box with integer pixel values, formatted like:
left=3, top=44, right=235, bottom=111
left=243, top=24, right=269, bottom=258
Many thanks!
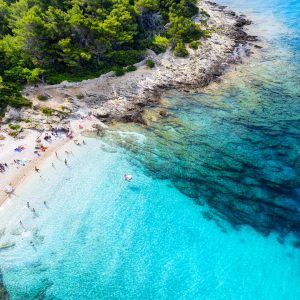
left=0, top=0, right=208, bottom=114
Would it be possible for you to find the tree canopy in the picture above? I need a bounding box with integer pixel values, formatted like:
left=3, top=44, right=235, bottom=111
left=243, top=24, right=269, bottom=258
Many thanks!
left=0, top=0, right=207, bottom=114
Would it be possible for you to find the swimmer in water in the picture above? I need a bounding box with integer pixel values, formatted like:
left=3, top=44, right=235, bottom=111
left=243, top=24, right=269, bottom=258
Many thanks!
left=124, top=174, right=133, bottom=181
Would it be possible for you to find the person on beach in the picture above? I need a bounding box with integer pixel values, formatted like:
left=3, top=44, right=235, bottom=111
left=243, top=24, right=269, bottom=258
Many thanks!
left=19, top=220, right=23, bottom=226
left=65, top=151, right=69, bottom=155
left=34, top=150, right=41, bottom=157
left=83, top=140, right=86, bottom=145
left=55, top=152, right=58, bottom=158
left=0, top=164, right=5, bottom=173
left=35, top=166, right=40, bottom=173
left=44, top=201, right=47, bottom=206
left=27, top=202, right=30, bottom=208
left=52, top=162, right=55, bottom=168
left=64, top=159, right=68, bottom=166
left=32, top=208, right=36, bottom=213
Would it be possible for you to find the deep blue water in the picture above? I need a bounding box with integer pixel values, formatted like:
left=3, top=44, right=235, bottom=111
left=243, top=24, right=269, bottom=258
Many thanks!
left=0, top=0, right=300, bottom=299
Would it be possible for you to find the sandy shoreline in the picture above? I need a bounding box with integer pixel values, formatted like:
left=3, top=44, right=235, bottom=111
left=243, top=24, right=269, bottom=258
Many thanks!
left=0, top=116, right=104, bottom=206
left=0, top=1, right=256, bottom=207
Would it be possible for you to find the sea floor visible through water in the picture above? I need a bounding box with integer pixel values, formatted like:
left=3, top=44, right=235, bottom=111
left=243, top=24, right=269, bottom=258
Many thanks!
left=0, top=138, right=299, bottom=299
left=1, top=0, right=300, bottom=299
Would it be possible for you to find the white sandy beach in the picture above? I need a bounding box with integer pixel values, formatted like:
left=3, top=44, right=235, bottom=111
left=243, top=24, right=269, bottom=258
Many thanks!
left=0, top=116, right=103, bottom=206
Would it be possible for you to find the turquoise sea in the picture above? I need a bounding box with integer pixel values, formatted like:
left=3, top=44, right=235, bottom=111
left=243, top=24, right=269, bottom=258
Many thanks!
left=1, top=0, right=300, bottom=299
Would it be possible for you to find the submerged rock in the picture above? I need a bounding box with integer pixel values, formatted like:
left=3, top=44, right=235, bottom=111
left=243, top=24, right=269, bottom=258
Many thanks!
left=0, top=271, right=8, bottom=300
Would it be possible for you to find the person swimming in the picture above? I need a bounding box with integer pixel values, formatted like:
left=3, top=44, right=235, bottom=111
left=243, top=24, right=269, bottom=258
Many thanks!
left=124, top=174, right=133, bottom=181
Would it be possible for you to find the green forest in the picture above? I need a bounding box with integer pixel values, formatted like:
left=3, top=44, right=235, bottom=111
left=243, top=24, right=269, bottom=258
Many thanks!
left=0, top=0, right=208, bottom=114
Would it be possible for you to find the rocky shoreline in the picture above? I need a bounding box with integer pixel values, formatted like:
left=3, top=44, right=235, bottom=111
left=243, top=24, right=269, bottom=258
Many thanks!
left=1, top=1, right=256, bottom=131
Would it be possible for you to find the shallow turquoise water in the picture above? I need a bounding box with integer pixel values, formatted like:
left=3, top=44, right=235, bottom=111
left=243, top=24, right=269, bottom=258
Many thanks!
left=0, top=139, right=299, bottom=299
left=1, top=0, right=300, bottom=299
left=106, top=0, right=300, bottom=234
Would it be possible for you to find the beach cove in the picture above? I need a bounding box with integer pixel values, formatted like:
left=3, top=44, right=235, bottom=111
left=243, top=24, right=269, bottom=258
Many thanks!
left=0, top=1, right=254, bottom=208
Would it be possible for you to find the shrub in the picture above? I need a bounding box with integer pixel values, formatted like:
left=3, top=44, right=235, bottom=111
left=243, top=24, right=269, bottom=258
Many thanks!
left=126, top=65, right=137, bottom=72
left=202, top=29, right=211, bottom=38
left=41, top=107, right=54, bottom=116
left=112, top=66, right=125, bottom=77
left=45, top=64, right=111, bottom=85
left=9, top=123, right=21, bottom=130
left=167, top=16, right=203, bottom=43
left=151, top=36, right=169, bottom=53
left=8, top=131, right=19, bottom=138
left=7, top=95, right=32, bottom=108
left=135, top=0, right=159, bottom=12
left=0, top=82, right=32, bottom=110
left=4, top=67, right=43, bottom=84
left=200, top=9, right=210, bottom=18
left=189, top=41, right=200, bottom=49
left=37, top=95, right=48, bottom=101
left=173, top=42, right=189, bottom=57
left=108, top=50, right=145, bottom=67
left=4, top=66, right=31, bottom=83
left=146, top=59, right=155, bottom=68
left=139, top=37, right=154, bottom=50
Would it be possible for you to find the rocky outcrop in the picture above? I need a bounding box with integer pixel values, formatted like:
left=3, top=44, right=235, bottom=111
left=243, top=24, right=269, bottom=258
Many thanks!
left=22, top=1, right=255, bottom=127
left=0, top=271, right=8, bottom=300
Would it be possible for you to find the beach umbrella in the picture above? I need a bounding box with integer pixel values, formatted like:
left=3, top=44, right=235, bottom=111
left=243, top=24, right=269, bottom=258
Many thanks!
left=3, top=185, right=14, bottom=194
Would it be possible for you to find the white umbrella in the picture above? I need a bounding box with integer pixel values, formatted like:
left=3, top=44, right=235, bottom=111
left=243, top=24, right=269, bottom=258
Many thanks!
left=3, top=185, right=14, bottom=194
